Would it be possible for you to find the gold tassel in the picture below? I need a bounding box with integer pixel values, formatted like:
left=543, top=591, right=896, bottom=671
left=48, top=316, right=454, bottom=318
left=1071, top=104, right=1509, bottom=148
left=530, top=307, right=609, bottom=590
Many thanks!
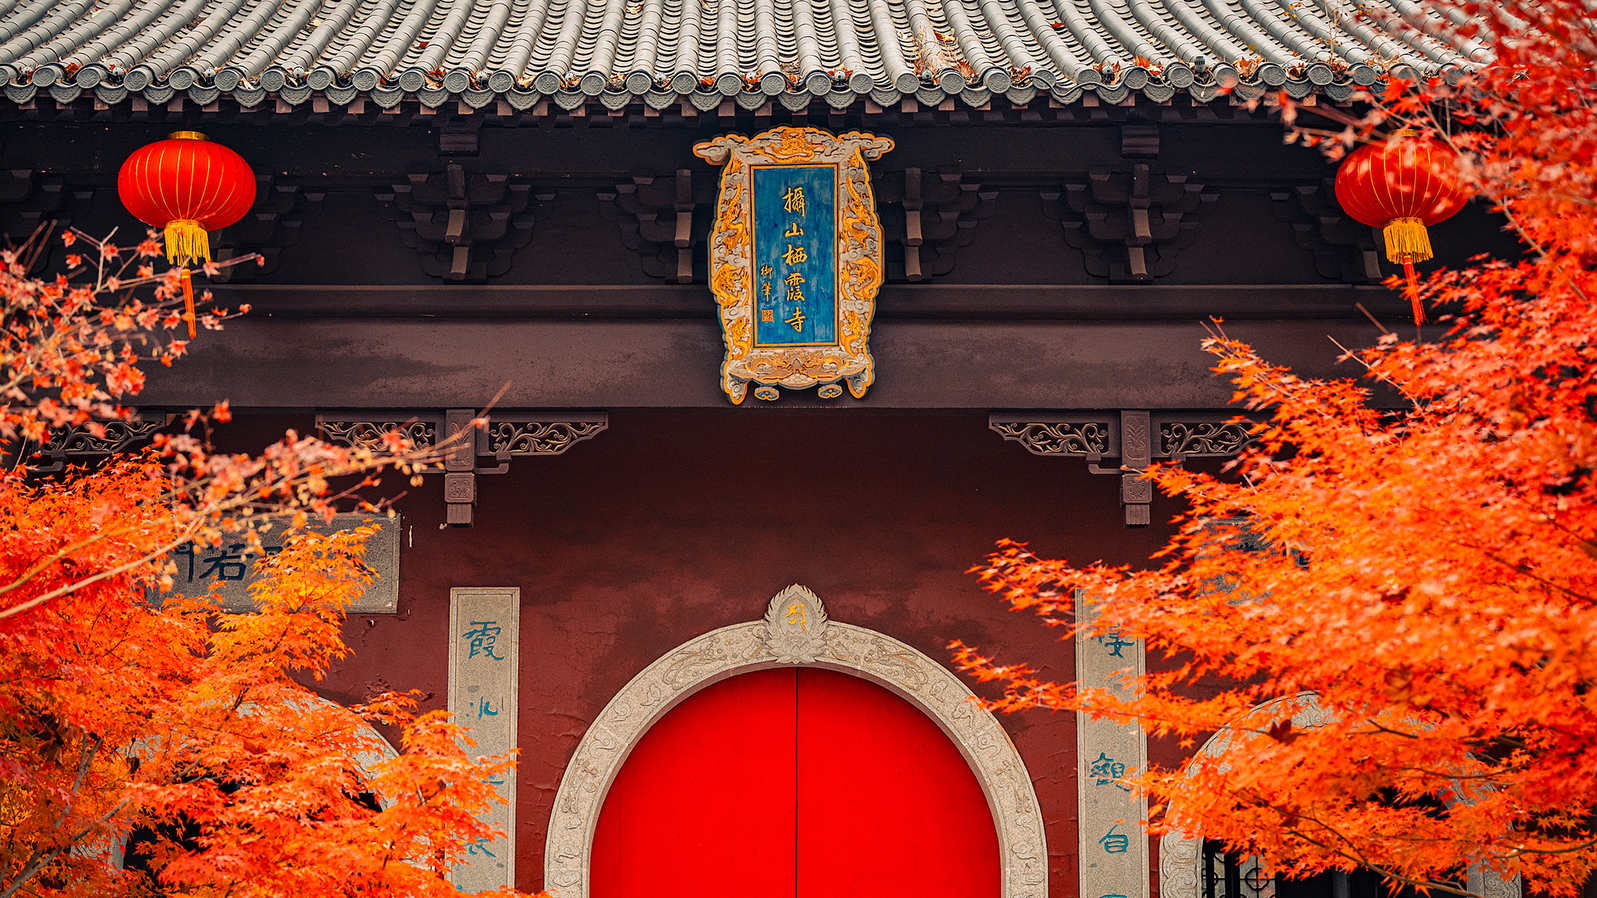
left=163, top=219, right=210, bottom=265
left=1382, top=216, right=1433, bottom=265
left=1384, top=217, right=1435, bottom=323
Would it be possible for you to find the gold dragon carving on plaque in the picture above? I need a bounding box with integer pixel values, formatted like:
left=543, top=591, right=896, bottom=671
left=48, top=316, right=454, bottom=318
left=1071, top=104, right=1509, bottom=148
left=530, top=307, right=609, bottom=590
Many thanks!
left=693, top=127, right=893, bottom=404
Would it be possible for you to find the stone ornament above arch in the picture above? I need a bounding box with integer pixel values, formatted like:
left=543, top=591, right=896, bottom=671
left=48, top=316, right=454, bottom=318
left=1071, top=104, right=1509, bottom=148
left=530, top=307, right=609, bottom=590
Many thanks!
left=1157, top=693, right=1521, bottom=898
left=545, top=584, right=1049, bottom=898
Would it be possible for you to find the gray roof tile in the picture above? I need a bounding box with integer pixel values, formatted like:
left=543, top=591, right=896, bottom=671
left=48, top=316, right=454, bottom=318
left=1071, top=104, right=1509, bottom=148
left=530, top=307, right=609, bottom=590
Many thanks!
left=0, top=0, right=1476, bottom=110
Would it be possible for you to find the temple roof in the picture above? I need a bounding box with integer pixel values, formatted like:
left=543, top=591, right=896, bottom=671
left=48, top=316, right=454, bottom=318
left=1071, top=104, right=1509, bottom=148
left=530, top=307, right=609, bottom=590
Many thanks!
left=0, top=0, right=1483, bottom=112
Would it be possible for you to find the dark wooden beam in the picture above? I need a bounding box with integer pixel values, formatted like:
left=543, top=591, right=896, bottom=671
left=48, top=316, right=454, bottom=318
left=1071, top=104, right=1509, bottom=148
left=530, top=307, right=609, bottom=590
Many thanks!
left=135, top=317, right=1409, bottom=411
left=207, top=283, right=1399, bottom=321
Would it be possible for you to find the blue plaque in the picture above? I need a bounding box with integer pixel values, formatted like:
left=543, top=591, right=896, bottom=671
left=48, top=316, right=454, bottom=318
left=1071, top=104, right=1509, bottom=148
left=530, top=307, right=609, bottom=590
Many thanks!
left=752, top=165, right=836, bottom=347
left=695, top=127, right=893, bottom=404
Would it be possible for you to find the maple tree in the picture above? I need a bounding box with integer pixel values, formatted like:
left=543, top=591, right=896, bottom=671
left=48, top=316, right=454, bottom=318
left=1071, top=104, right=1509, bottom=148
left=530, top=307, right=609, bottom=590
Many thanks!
left=957, top=2, right=1597, bottom=896
left=0, top=229, right=535, bottom=898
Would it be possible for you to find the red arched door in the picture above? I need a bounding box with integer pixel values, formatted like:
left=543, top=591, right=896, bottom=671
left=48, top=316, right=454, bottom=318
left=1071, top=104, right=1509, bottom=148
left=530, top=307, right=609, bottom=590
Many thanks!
left=591, top=667, right=1000, bottom=898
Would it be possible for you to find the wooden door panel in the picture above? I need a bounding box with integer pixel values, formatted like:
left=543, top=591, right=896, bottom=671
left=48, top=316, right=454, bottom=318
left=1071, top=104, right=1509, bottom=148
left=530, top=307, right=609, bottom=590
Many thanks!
left=590, top=668, right=799, bottom=898
left=589, top=667, right=1000, bottom=898
left=795, top=669, right=1001, bottom=898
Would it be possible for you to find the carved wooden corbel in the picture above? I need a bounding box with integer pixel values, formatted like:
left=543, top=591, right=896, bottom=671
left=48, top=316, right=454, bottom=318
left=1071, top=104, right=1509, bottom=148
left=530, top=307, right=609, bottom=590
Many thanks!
left=317, top=411, right=608, bottom=527
left=210, top=176, right=325, bottom=282
left=20, top=415, right=165, bottom=475
left=990, top=411, right=1254, bottom=527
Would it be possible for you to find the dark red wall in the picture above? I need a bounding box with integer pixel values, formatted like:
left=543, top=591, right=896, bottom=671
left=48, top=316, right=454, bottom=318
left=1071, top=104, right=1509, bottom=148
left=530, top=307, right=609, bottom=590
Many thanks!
left=253, top=410, right=1182, bottom=896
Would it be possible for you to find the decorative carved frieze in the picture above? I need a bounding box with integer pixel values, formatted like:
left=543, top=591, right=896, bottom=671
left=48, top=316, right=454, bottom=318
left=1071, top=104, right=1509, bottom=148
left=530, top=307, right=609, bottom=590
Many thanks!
left=481, top=418, right=609, bottom=457
left=377, top=164, right=542, bottom=282
left=1160, top=420, right=1253, bottom=460
left=1042, top=165, right=1216, bottom=282
left=210, top=176, right=325, bottom=282
left=990, top=412, right=1256, bottom=527
left=598, top=170, right=714, bottom=283
left=316, top=411, right=607, bottom=527
left=1270, top=182, right=1384, bottom=283
left=872, top=168, right=997, bottom=282
left=545, top=585, right=1049, bottom=898
left=317, top=419, right=439, bottom=452
left=0, top=171, right=92, bottom=272
left=989, top=417, right=1113, bottom=461
left=26, top=417, right=163, bottom=474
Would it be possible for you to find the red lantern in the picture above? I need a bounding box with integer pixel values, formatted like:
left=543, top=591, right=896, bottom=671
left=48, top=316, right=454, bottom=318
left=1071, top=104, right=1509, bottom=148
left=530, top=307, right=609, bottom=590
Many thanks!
left=1334, top=134, right=1469, bottom=323
left=117, top=131, right=255, bottom=336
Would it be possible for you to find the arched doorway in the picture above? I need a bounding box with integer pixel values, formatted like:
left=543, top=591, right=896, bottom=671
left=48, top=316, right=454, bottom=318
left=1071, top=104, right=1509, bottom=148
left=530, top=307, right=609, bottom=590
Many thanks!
left=591, top=667, right=1000, bottom=898
left=547, top=585, right=1047, bottom=898
left=1158, top=694, right=1522, bottom=898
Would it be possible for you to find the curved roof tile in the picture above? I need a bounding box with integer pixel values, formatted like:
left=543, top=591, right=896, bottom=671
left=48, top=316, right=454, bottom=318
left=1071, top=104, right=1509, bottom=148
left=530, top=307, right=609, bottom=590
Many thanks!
left=0, top=0, right=1476, bottom=110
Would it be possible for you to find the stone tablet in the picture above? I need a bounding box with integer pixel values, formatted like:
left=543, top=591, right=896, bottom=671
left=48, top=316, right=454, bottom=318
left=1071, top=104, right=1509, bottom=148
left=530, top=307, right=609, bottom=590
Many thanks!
left=448, top=586, right=520, bottom=892
left=1076, top=588, right=1151, bottom=898
left=165, top=513, right=401, bottom=613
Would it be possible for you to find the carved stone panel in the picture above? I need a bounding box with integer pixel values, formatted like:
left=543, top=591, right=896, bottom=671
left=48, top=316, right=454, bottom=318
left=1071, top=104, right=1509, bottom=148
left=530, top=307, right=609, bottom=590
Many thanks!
left=449, top=587, right=520, bottom=891
left=546, top=585, right=1048, bottom=898
left=165, top=513, right=401, bottom=614
left=1076, top=589, right=1151, bottom=898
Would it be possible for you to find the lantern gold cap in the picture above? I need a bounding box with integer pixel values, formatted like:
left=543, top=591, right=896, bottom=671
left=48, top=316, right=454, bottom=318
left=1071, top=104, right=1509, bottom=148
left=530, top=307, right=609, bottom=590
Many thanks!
left=168, top=130, right=207, bottom=140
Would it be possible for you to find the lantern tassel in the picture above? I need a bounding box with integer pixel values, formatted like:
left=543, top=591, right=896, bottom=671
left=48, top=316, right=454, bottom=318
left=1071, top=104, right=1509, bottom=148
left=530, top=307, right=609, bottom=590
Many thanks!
left=1382, top=216, right=1434, bottom=265
left=1384, top=217, right=1435, bottom=324
left=1402, top=259, right=1425, bottom=324
left=180, top=267, right=196, bottom=338
left=163, top=219, right=210, bottom=266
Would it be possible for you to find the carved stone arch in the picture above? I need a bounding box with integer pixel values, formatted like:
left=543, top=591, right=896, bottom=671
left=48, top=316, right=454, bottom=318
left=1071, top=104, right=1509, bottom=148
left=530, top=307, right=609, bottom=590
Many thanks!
left=545, top=584, right=1049, bottom=898
left=1157, top=693, right=1521, bottom=898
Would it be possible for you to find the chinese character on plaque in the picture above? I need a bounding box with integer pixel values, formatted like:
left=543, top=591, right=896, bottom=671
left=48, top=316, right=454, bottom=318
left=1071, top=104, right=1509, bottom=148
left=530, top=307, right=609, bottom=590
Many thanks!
left=693, top=127, right=893, bottom=404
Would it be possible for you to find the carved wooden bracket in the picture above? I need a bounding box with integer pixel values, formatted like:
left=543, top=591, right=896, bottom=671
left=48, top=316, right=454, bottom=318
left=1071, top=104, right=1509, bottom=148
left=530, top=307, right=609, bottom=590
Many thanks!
left=989, top=411, right=1253, bottom=527
left=317, top=411, right=607, bottom=527
left=211, top=176, right=325, bottom=282
left=21, top=415, right=165, bottom=474
left=1042, top=166, right=1216, bottom=283
left=1270, top=181, right=1384, bottom=283
left=0, top=171, right=92, bottom=271
left=598, top=170, right=715, bottom=283
left=377, top=163, right=543, bottom=282
left=872, top=168, right=997, bottom=282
